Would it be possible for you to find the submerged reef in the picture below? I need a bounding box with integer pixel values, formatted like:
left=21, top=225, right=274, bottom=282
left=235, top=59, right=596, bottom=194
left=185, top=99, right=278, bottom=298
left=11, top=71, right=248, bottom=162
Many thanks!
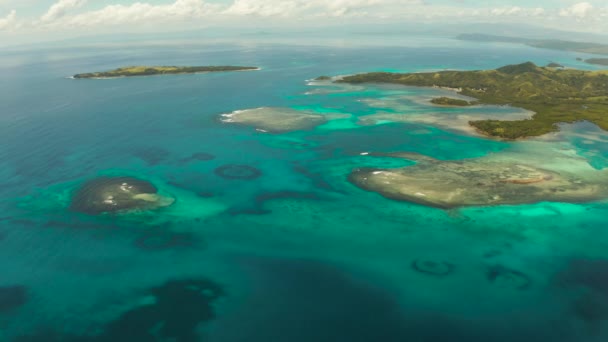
left=349, top=152, right=608, bottom=209
left=339, top=62, right=608, bottom=139
left=220, top=107, right=328, bottom=133
left=0, top=285, right=27, bottom=312
left=556, top=259, right=608, bottom=323
left=132, top=147, right=170, bottom=166
left=70, top=176, right=174, bottom=215
left=411, top=260, right=455, bottom=276
left=486, top=265, right=532, bottom=290
left=15, top=278, right=223, bottom=342
left=73, top=66, right=259, bottom=79
left=214, top=165, right=262, bottom=180
left=179, top=152, right=216, bottom=164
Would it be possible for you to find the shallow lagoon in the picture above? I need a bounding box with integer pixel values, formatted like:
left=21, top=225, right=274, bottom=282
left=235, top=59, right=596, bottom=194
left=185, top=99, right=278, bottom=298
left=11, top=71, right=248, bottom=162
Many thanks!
left=1, top=39, right=608, bottom=341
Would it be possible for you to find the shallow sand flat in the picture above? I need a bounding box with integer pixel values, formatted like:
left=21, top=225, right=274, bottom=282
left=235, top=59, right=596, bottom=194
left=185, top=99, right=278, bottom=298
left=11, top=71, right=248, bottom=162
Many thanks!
left=221, top=107, right=332, bottom=133
left=358, top=98, right=533, bottom=137
left=349, top=149, right=608, bottom=209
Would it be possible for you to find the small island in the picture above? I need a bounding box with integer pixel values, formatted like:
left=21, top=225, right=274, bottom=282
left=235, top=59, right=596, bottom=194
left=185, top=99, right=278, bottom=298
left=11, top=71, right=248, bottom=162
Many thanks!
left=430, top=97, right=476, bottom=106
left=546, top=62, right=564, bottom=68
left=349, top=152, right=608, bottom=209
left=338, top=62, right=608, bottom=139
left=585, top=58, right=608, bottom=66
left=73, top=66, right=259, bottom=79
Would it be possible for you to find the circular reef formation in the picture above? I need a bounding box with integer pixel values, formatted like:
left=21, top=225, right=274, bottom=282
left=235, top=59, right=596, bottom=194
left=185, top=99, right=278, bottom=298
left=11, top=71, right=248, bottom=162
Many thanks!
left=412, top=259, right=455, bottom=276
left=70, top=176, right=174, bottom=215
left=214, top=165, right=262, bottom=180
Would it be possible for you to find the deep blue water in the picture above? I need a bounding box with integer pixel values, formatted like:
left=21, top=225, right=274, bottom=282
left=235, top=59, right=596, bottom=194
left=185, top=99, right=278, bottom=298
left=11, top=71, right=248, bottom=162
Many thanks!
left=1, top=38, right=608, bottom=341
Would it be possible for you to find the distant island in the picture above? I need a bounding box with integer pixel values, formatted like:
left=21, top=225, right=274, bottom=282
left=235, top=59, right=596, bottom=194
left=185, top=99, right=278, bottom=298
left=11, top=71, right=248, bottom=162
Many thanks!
left=456, top=34, right=608, bottom=55
left=430, top=97, right=476, bottom=106
left=73, top=66, right=259, bottom=79
left=338, top=62, right=608, bottom=139
left=585, top=58, right=608, bottom=66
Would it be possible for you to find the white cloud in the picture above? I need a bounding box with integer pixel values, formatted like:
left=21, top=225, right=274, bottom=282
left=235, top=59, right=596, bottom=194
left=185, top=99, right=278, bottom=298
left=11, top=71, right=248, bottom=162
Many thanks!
left=559, top=2, right=593, bottom=18
left=41, top=0, right=86, bottom=22
left=489, top=6, right=545, bottom=17
left=0, top=0, right=607, bottom=35
left=223, top=0, right=423, bottom=18
left=0, top=9, right=16, bottom=30
left=46, top=0, right=217, bottom=27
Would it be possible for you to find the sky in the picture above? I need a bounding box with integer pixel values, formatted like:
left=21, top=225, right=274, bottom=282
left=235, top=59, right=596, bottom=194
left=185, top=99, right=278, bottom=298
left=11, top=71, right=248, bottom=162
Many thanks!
left=1, top=0, right=607, bottom=45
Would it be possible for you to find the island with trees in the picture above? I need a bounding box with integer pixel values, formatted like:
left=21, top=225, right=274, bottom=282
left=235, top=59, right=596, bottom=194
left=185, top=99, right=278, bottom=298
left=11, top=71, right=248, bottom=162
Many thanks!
left=337, top=62, right=608, bottom=139
left=430, top=97, right=477, bottom=106
left=73, top=66, right=259, bottom=79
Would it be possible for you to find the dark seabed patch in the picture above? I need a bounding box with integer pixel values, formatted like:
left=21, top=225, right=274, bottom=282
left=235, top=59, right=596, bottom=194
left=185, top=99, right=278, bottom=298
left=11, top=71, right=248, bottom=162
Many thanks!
left=132, top=147, right=170, bottom=166
left=486, top=265, right=532, bottom=290
left=0, top=285, right=27, bottom=313
left=179, top=152, right=216, bottom=164
left=206, top=257, right=587, bottom=342
left=15, top=278, right=223, bottom=342
left=214, top=165, right=262, bottom=181
left=412, top=259, right=455, bottom=277
left=291, top=162, right=340, bottom=192
left=556, top=258, right=608, bottom=324
left=557, top=259, right=608, bottom=295
left=134, top=227, right=200, bottom=251
left=228, top=191, right=319, bottom=216
left=207, top=257, right=411, bottom=342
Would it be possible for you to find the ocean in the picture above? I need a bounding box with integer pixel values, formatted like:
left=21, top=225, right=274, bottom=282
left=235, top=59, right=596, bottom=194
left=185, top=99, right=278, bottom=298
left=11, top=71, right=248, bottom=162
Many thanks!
left=1, top=37, right=608, bottom=341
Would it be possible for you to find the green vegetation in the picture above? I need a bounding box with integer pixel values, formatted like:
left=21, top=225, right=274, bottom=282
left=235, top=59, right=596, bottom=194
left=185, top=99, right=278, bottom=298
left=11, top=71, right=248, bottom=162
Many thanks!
left=74, top=65, right=259, bottom=79
left=315, top=76, right=332, bottom=81
left=586, top=58, right=608, bottom=66
left=430, top=97, right=476, bottom=106
left=546, top=62, right=564, bottom=68
left=457, top=34, right=608, bottom=55
left=339, top=62, right=608, bottom=139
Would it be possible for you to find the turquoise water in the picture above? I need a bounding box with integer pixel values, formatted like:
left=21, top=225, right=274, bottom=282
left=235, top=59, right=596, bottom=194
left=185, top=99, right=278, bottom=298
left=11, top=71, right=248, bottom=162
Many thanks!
left=2, top=39, right=608, bottom=341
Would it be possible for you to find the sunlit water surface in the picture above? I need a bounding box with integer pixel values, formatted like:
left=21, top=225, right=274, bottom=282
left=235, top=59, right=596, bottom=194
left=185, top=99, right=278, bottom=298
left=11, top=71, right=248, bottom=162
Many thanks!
left=1, top=39, right=608, bottom=341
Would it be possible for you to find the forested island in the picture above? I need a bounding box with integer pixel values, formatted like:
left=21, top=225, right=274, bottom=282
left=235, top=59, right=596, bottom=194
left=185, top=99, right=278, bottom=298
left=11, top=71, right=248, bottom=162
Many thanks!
left=73, top=66, right=259, bottom=79
left=430, top=97, right=476, bottom=106
left=338, top=62, right=608, bottom=139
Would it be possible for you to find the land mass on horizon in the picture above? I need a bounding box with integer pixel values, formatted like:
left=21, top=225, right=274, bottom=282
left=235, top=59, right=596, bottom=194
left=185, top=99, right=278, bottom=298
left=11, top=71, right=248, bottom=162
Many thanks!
left=338, top=62, right=608, bottom=139
left=456, top=33, right=608, bottom=56
left=73, top=66, right=259, bottom=79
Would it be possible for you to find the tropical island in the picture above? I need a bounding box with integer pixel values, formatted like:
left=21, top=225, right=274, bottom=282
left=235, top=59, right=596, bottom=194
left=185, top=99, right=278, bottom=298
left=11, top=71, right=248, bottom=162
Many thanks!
left=337, top=62, right=608, bottom=139
left=73, top=65, right=259, bottom=79
left=430, top=97, right=476, bottom=106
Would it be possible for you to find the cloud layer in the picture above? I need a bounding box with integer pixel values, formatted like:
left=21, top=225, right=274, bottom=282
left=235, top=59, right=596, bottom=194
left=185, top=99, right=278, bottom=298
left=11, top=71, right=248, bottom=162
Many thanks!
left=1, top=0, right=608, bottom=33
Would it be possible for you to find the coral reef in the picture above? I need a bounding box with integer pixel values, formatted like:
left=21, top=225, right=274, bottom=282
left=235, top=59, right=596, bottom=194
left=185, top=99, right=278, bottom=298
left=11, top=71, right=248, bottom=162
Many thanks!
left=214, top=165, right=262, bottom=180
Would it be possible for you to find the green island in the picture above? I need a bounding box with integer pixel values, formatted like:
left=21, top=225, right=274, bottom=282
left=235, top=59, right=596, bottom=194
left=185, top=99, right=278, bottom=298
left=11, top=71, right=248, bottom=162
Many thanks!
left=546, top=62, right=564, bottom=68
left=457, top=34, right=608, bottom=55
left=338, top=62, right=608, bottom=139
left=586, top=58, right=608, bottom=66
left=430, top=97, right=476, bottom=106
left=73, top=66, right=259, bottom=79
